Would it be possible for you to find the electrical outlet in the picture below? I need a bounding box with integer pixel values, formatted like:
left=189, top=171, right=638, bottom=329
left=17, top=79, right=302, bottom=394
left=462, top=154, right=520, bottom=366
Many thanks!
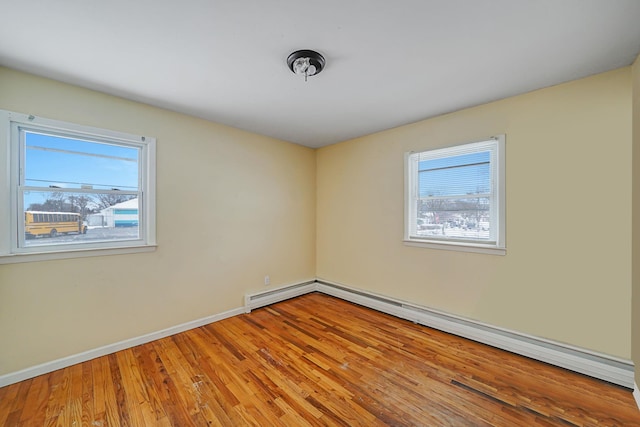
left=264, top=275, right=270, bottom=286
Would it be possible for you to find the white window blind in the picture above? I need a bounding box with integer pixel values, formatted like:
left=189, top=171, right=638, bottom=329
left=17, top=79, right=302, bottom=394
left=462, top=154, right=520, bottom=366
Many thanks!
left=405, top=136, right=505, bottom=253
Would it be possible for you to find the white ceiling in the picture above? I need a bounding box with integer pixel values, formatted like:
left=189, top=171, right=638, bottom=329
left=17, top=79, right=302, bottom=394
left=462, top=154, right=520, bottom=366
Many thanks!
left=1, top=1, right=639, bottom=148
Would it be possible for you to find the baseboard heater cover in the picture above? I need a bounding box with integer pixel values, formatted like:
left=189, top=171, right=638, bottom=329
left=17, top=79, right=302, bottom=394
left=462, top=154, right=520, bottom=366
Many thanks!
left=244, top=280, right=317, bottom=312
left=306, top=280, right=633, bottom=389
left=1, top=278, right=633, bottom=391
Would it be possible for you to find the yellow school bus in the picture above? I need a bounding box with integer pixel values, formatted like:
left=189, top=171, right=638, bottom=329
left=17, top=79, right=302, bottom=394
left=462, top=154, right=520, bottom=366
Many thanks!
left=25, top=211, right=87, bottom=239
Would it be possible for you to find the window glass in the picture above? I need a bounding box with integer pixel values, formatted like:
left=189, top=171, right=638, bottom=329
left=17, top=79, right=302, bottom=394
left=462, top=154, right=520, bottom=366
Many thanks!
left=0, top=109, right=156, bottom=262
left=25, top=131, right=139, bottom=191
left=405, top=136, right=505, bottom=253
left=418, top=151, right=490, bottom=197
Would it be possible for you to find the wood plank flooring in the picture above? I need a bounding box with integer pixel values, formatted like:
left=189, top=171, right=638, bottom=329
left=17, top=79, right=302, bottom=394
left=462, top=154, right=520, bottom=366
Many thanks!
left=1, top=293, right=639, bottom=426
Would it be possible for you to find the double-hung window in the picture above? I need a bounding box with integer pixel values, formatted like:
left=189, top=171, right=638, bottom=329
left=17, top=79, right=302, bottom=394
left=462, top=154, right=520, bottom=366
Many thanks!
left=0, top=110, right=156, bottom=263
left=405, top=136, right=505, bottom=254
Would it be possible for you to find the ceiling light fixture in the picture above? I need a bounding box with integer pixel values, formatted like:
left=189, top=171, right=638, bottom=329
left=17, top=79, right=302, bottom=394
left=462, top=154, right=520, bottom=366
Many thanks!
left=287, top=49, right=325, bottom=82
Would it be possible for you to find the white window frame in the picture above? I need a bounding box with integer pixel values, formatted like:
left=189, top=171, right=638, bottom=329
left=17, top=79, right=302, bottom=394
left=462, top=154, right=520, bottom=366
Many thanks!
left=404, top=135, right=505, bottom=255
left=0, top=110, right=156, bottom=264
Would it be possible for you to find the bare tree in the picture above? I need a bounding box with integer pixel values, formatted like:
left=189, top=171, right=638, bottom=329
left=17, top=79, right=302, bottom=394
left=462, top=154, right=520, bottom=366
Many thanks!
left=28, top=192, right=67, bottom=212
left=48, top=191, right=67, bottom=211
left=28, top=193, right=99, bottom=220
left=94, top=193, right=136, bottom=210
left=68, top=195, right=93, bottom=219
left=422, top=198, right=457, bottom=225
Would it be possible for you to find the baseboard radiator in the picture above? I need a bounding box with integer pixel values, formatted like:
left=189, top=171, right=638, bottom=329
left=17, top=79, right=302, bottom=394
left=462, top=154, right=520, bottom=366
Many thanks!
left=244, top=280, right=317, bottom=312
left=1, top=278, right=633, bottom=390
left=246, top=279, right=635, bottom=389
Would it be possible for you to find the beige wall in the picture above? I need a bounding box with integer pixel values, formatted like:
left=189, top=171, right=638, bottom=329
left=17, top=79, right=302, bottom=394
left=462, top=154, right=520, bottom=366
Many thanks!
left=633, top=55, right=640, bottom=387
left=317, top=68, right=632, bottom=358
left=0, top=64, right=635, bottom=378
left=0, top=67, right=316, bottom=375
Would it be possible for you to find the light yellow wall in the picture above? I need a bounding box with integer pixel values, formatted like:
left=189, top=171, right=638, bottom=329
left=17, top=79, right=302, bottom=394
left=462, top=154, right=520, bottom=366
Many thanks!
left=317, top=68, right=632, bottom=358
left=632, top=55, right=640, bottom=387
left=0, top=67, right=316, bottom=375
left=0, top=64, right=634, bottom=378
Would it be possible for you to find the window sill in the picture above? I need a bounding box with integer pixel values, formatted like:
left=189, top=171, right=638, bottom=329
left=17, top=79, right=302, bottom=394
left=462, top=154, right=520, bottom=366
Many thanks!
left=0, top=244, right=157, bottom=264
left=403, top=239, right=506, bottom=255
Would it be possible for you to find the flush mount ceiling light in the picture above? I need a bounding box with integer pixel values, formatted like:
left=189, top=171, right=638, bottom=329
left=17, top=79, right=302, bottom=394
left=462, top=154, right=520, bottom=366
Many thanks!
left=287, top=49, right=325, bottom=82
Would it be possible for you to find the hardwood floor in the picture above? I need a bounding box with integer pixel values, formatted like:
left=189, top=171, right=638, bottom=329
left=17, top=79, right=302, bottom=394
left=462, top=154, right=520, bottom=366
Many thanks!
left=1, top=293, right=639, bottom=426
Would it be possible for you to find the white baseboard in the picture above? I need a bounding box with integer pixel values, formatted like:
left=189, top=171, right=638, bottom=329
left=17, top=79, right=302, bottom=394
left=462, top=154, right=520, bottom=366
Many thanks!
left=247, top=279, right=635, bottom=389
left=244, top=279, right=317, bottom=312
left=2, top=278, right=635, bottom=391
left=313, top=279, right=634, bottom=389
left=0, top=305, right=245, bottom=388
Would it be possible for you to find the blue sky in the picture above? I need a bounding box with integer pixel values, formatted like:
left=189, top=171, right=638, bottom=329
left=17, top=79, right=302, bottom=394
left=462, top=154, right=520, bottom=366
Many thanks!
left=25, top=132, right=139, bottom=190
left=24, top=132, right=139, bottom=207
